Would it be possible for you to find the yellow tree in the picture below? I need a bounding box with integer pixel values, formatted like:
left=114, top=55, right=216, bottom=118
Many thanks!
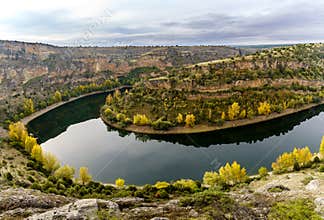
left=42, top=152, right=60, bottom=173
left=203, top=171, right=222, bottom=186
left=271, top=152, right=295, bottom=173
left=185, top=114, right=196, bottom=127
left=24, top=136, right=37, bottom=153
left=320, top=136, right=324, bottom=158
left=258, top=101, right=271, bottom=115
left=293, top=147, right=312, bottom=167
left=219, top=161, right=247, bottom=185
left=23, top=98, right=34, bottom=115
left=115, top=178, right=125, bottom=188
left=106, top=94, right=113, bottom=105
left=31, top=144, right=43, bottom=162
left=176, top=113, right=183, bottom=124
left=114, top=89, right=121, bottom=99
left=228, top=102, right=240, bottom=120
left=221, top=112, right=226, bottom=120
left=53, top=91, right=62, bottom=103
left=79, top=167, right=92, bottom=185
left=8, top=122, right=28, bottom=144
left=54, top=165, right=75, bottom=180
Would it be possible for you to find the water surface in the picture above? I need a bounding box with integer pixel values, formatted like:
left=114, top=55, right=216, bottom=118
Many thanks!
left=27, top=93, right=324, bottom=184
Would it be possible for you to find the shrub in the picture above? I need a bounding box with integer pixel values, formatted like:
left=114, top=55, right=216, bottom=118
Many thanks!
left=133, top=114, right=150, bottom=126
left=268, top=199, right=321, bottom=220
left=176, top=113, right=183, bottom=124
left=320, top=136, right=324, bottom=158
left=155, top=189, right=169, bottom=199
left=151, top=119, right=173, bottom=130
left=31, top=144, right=43, bottom=162
left=319, top=165, right=324, bottom=172
left=54, top=165, right=75, bottom=180
left=42, top=152, right=60, bottom=173
left=258, top=167, right=268, bottom=178
left=8, top=122, right=28, bottom=145
left=115, top=178, right=125, bottom=188
left=4, top=172, right=13, bottom=181
left=203, top=171, right=223, bottom=187
left=154, top=181, right=170, bottom=189
left=219, top=161, right=247, bottom=186
left=173, top=179, right=199, bottom=192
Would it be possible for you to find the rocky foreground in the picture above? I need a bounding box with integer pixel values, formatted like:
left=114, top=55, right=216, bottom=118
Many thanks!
left=0, top=170, right=323, bottom=220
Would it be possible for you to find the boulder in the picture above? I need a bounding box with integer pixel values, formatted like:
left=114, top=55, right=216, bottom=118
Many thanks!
left=306, top=180, right=320, bottom=191
left=314, top=197, right=324, bottom=216
left=112, top=197, right=144, bottom=208
left=27, top=199, right=119, bottom=220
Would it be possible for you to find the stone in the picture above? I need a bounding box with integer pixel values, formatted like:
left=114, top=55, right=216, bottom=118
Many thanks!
left=306, top=180, right=320, bottom=191
left=112, top=197, right=144, bottom=208
left=189, top=209, right=199, bottom=217
left=27, top=199, right=119, bottom=220
left=314, top=197, right=324, bottom=215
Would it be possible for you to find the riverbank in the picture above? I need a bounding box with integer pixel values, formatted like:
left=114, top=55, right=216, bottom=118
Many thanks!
left=101, top=101, right=324, bottom=135
left=21, top=86, right=131, bottom=126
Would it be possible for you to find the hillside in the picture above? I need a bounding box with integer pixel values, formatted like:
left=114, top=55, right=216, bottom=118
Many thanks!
left=101, top=43, right=324, bottom=133
left=0, top=40, right=255, bottom=124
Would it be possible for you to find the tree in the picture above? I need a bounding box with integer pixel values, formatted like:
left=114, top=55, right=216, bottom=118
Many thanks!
left=293, top=147, right=312, bottom=167
left=53, top=91, right=62, bottom=103
left=239, top=110, right=246, bottom=119
left=42, top=152, right=60, bottom=173
left=203, top=171, right=223, bottom=186
left=272, top=152, right=295, bottom=173
left=8, top=122, right=28, bottom=144
left=23, top=98, right=34, bottom=115
left=54, top=165, right=75, bottom=180
left=106, top=94, right=113, bottom=105
left=115, top=178, right=125, bottom=188
left=221, top=112, right=226, bottom=120
left=114, top=89, right=121, bottom=99
left=320, top=136, right=324, bottom=158
left=219, top=161, right=247, bottom=185
left=185, top=114, right=195, bottom=127
left=31, top=144, right=43, bottom=162
left=79, top=167, right=92, bottom=185
left=24, top=135, right=37, bottom=153
left=133, top=114, right=150, bottom=126
left=258, top=101, right=271, bottom=115
left=176, top=113, right=183, bottom=124
left=228, top=102, right=240, bottom=120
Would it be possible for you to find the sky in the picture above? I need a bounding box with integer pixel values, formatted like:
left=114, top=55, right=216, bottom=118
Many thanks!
left=0, top=0, right=323, bottom=46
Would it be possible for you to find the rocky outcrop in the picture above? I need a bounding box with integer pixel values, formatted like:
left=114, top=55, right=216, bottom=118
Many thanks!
left=27, top=199, right=119, bottom=220
left=0, top=188, right=73, bottom=219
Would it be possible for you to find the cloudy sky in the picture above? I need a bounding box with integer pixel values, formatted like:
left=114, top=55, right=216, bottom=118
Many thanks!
left=1, top=0, right=323, bottom=46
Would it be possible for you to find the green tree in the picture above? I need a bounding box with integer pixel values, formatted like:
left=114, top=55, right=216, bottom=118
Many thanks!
left=42, top=152, right=60, bottom=173
left=23, top=98, right=34, bottom=115
left=54, top=165, right=75, bottom=180
left=78, top=167, right=92, bottom=185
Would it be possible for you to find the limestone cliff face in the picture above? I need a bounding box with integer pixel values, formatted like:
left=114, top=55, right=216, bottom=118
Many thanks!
left=0, top=40, right=246, bottom=99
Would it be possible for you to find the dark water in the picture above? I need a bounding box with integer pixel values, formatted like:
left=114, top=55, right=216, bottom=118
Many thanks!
left=27, top=93, right=324, bottom=185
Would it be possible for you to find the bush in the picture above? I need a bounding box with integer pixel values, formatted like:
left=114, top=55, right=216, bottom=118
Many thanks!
left=155, top=189, right=169, bottom=199
left=319, top=165, right=324, bottom=172
left=151, top=119, right=173, bottom=130
left=203, top=171, right=224, bottom=187
left=154, top=181, right=170, bottom=189
left=4, top=172, right=13, bottom=181
left=258, top=167, right=268, bottom=178
left=173, top=179, right=199, bottom=192
left=133, top=114, right=150, bottom=126
left=268, top=199, right=321, bottom=220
